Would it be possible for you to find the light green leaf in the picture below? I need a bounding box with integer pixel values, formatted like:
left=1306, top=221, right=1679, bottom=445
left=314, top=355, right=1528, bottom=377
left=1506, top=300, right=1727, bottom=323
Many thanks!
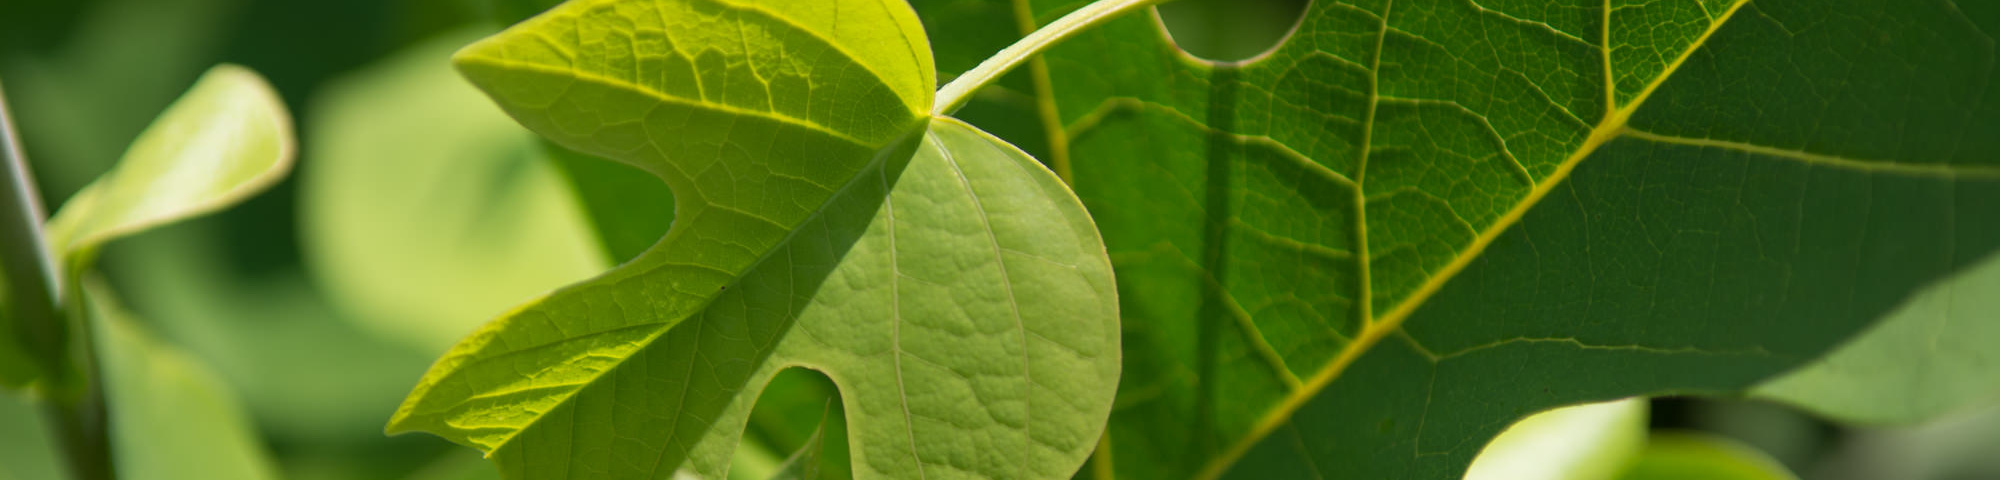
left=391, top=2, right=1120, bottom=480
left=959, top=0, right=2000, bottom=478
left=303, top=28, right=608, bottom=353
left=0, top=63, right=291, bottom=395
left=45, top=63, right=293, bottom=266
left=1616, top=433, right=1796, bottom=480
left=1465, top=399, right=1648, bottom=480
left=89, top=280, right=277, bottom=480
left=1752, top=250, right=2000, bottom=424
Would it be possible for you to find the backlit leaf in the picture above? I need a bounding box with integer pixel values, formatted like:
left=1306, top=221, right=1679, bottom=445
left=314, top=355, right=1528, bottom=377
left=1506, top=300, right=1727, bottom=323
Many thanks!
left=389, top=2, right=1120, bottom=479
left=90, top=280, right=278, bottom=480
left=44, top=64, right=292, bottom=266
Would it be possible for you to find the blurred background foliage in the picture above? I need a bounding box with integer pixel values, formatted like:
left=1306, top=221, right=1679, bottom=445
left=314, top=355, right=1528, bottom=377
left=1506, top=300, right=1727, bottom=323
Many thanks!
left=0, top=0, right=1996, bottom=479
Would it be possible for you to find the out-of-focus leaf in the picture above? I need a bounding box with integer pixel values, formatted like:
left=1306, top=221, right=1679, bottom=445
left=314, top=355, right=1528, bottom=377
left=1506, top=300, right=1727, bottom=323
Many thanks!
left=1617, top=433, right=1797, bottom=480
left=390, top=4, right=1120, bottom=477
left=1754, top=251, right=2000, bottom=424
left=1465, top=399, right=1648, bottom=480
left=45, top=63, right=291, bottom=265
left=768, top=404, right=832, bottom=480
left=0, top=390, right=66, bottom=480
left=89, top=279, right=277, bottom=480
left=301, top=29, right=605, bottom=353
left=1809, top=405, right=2000, bottom=480
left=540, top=140, right=672, bottom=264
left=0, top=0, right=242, bottom=198
left=105, top=221, right=439, bottom=447
left=0, top=63, right=289, bottom=397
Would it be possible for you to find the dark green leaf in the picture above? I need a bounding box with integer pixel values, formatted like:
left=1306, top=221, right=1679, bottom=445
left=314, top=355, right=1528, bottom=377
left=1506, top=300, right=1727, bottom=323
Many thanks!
left=970, top=0, right=2000, bottom=478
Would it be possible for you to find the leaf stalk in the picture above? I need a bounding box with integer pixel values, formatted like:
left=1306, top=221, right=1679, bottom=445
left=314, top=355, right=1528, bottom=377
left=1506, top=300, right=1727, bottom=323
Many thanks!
left=933, top=0, right=1172, bottom=115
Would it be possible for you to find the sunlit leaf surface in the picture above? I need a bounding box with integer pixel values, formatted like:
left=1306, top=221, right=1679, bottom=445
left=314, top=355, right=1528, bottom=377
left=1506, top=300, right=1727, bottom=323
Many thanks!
left=389, top=2, right=1120, bottom=479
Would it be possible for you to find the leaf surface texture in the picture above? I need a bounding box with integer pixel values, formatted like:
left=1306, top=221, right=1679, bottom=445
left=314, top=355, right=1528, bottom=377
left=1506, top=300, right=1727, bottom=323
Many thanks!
left=950, top=0, right=2000, bottom=477
left=390, top=1, right=1121, bottom=478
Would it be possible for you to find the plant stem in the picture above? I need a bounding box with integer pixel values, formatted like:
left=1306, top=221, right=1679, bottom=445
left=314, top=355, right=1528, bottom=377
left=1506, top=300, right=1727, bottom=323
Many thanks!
left=0, top=82, right=110, bottom=480
left=932, top=0, right=1171, bottom=116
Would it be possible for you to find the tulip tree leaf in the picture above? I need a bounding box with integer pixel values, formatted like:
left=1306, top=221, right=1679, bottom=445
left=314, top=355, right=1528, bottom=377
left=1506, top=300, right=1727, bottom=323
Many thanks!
left=973, top=0, right=2000, bottom=478
left=388, top=2, right=1120, bottom=480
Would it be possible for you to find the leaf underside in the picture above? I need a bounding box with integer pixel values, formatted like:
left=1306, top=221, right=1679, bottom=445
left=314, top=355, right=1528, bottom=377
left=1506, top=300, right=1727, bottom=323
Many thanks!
left=943, top=0, right=2000, bottom=478
left=389, top=1, right=1120, bottom=479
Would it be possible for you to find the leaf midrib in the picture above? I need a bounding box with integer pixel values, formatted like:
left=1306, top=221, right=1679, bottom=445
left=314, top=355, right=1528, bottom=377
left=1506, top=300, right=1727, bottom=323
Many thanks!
left=455, top=55, right=881, bottom=149
left=387, top=117, right=929, bottom=456
left=1186, top=1, right=1756, bottom=477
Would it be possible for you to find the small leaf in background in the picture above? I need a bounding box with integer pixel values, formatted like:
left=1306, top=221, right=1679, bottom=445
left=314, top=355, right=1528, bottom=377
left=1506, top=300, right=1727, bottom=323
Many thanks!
left=1809, top=405, right=2000, bottom=480
left=1753, top=250, right=2000, bottom=424
left=44, top=63, right=291, bottom=265
left=0, top=0, right=243, bottom=200
left=302, top=28, right=606, bottom=353
left=1617, top=433, right=1797, bottom=480
left=767, top=402, right=834, bottom=480
left=1465, top=399, right=1648, bottom=480
left=89, top=279, right=277, bottom=480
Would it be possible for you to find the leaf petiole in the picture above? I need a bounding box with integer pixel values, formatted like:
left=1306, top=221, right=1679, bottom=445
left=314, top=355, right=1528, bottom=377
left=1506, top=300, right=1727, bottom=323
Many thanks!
left=932, top=0, right=1172, bottom=116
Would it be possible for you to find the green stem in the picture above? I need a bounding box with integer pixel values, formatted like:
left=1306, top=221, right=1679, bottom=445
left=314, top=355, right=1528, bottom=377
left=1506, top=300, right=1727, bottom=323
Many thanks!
left=0, top=82, right=110, bottom=480
left=932, top=0, right=1171, bottom=116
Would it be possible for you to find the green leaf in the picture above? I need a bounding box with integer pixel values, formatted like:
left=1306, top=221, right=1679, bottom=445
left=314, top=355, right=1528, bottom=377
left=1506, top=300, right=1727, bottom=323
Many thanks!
left=1615, top=433, right=1796, bottom=480
left=89, top=280, right=278, bottom=480
left=45, top=63, right=293, bottom=267
left=1464, top=399, right=1647, bottom=480
left=964, top=0, right=2000, bottom=478
left=0, top=63, right=291, bottom=394
left=391, top=2, right=1120, bottom=479
left=1751, top=249, right=2000, bottom=424
left=302, top=28, right=608, bottom=353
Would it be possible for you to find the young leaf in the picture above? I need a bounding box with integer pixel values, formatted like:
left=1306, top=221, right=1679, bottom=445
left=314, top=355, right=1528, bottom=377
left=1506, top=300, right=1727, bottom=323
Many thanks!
left=1464, top=399, right=1647, bottom=480
left=1615, top=433, right=1797, bottom=480
left=43, top=64, right=293, bottom=266
left=0, top=64, right=291, bottom=394
left=303, top=28, right=607, bottom=353
left=391, top=2, right=1120, bottom=479
left=977, top=0, right=2000, bottom=478
left=88, top=280, right=278, bottom=480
